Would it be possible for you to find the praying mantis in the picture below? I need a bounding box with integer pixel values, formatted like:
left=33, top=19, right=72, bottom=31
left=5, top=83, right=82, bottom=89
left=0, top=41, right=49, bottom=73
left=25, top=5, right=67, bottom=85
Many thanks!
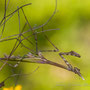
left=0, top=0, right=84, bottom=88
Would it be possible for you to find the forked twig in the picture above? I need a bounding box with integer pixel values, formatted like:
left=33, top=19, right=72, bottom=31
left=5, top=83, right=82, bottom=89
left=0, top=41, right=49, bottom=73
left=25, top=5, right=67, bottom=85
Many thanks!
left=0, top=3, right=32, bottom=26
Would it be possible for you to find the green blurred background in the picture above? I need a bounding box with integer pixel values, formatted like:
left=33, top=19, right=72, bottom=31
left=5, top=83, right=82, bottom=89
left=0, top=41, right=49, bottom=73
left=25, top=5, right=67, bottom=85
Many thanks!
left=0, top=0, right=90, bottom=90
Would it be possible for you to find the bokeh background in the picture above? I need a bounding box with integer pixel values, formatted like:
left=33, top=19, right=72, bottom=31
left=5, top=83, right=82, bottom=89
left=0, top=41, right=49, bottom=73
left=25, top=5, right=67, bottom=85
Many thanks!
left=0, top=0, right=90, bottom=90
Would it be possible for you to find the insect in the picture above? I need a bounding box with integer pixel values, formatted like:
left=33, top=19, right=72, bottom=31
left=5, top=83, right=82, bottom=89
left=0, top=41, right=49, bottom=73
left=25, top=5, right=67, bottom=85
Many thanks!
left=0, top=0, right=84, bottom=88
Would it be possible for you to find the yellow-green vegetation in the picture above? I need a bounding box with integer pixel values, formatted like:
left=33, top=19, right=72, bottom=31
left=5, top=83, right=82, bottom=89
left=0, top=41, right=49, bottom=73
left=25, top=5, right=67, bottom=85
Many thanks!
left=0, top=0, right=90, bottom=90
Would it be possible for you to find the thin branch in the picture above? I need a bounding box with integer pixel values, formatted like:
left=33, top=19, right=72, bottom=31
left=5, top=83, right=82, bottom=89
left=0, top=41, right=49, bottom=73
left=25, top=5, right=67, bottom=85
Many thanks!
left=0, top=66, right=39, bottom=88
left=0, top=0, right=7, bottom=38
left=0, top=3, right=32, bottom=26
left=32, top=0, right=57, bottom=30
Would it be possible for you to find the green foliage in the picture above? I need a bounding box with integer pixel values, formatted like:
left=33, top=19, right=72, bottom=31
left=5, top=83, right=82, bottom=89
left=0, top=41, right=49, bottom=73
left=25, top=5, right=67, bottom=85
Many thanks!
left=0, top=0, right=90, bottom=90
